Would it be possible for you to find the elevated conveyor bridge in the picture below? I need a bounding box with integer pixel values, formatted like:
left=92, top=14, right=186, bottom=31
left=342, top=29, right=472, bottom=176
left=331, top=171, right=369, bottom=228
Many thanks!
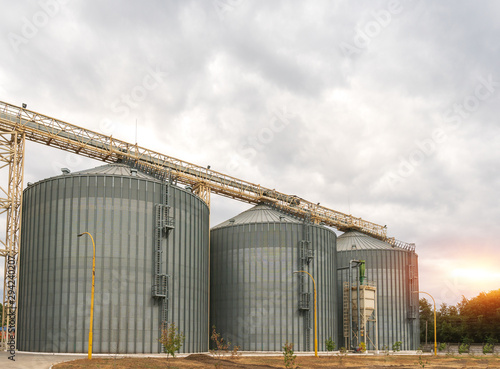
left=0, top=100, right=415, bottom=350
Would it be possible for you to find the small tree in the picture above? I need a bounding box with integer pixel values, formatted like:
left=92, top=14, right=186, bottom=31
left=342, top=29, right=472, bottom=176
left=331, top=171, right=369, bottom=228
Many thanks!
left=459, top=337, right=472, bottom=354
left=325, top=337, right=336, bottom=356
left=458, top=342, right=470, bottom=354
left=337, top=346, right=347, bottom=365
left=282, top=341, right=297, bottom=369
left=483, top=343, right=494, bottom=354
left=392, top=341, right=402, bottom=352
left=159, top=322, right=185, bottom=364
left=382, top=345, right=390, bottom=356
left=231, top=344, right=241, bottom=358
left=210, top=326, right=230, bottom=368
left=486, top=336, right=498, bottom=346
left=416, top=352, right=428, bottom=368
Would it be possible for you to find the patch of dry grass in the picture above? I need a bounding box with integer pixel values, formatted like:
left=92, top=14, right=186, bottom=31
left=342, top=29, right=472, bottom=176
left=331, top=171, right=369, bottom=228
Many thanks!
left=53, top=354, right=500, bottom=369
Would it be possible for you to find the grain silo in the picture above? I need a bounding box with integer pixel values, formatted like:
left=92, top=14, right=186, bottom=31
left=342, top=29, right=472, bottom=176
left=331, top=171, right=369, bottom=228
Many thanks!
left=210, top=204, right=337, bottom=351
left=336, top=230, right=419, bottom=351
left=17, top=163, right=209, bottom=353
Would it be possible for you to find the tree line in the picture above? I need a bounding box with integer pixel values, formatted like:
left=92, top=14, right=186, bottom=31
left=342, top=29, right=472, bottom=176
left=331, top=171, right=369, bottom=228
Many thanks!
left=419, top=289, right=500, bottom=344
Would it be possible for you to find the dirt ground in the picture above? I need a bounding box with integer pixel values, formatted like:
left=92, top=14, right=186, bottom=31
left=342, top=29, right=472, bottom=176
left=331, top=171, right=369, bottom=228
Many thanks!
left=53, top=353, right=500, bottom=368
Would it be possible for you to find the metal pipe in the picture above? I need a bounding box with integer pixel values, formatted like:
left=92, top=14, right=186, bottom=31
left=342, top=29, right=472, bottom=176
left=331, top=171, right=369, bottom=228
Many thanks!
left=425, top=320, right=428, bottom=346
left=362, top=285, right=366, bottom=348
left=348, top=261, right=352, bottom=349
left=356, top=263, right=361, bottom=348
left=77, top=232, right=96, bottom=360
left=375, top=287, right=378, bottom=353
left=347, top=259, right=361, bottom=350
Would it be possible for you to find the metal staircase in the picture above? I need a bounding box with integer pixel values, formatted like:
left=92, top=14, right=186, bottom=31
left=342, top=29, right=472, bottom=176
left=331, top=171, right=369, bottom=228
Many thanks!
left=152, top=203, right=170, bottom=298
left=150, top=182, right=175, bottom=352
left=343, top=281, right=349, bottom=346
left=300, top=240, right=314, bottom=265
left=298, top=216, right=314, bottom=350
left=407, top=253, right=418, bottom=319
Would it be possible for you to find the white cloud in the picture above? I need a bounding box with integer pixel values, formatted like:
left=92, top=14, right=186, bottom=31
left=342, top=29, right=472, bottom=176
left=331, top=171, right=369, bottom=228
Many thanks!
left=0, top=0, right=499, bottom=306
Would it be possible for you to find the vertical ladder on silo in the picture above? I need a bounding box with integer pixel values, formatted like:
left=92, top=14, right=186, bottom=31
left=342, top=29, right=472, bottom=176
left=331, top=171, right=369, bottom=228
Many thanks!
left=152, top=202, right=174, bottom=299
left=300, top=240, right=314, bottom=265
left=409, top=252, right=419, bottom=347
left=152, top=182, right=175, bottom=352
left=343, top=282, right=350, bottom=348
left=298, top=215, right=314, bottom=351
left=407, top=254, right=418, bottom=319
left=298, top=273, right=311, bottom=350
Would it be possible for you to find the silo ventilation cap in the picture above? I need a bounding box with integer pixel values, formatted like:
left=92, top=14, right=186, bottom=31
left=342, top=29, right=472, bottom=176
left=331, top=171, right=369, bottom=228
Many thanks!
left=61, top=168, right=71, bottom=175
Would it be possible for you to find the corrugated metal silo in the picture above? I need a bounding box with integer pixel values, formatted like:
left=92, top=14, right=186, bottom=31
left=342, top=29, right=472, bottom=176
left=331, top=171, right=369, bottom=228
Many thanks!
left=17, top=163, right=209, bottom=353
left=210, top=204, right=337, bottom=351
left=336, top=230, right=419, bottom=350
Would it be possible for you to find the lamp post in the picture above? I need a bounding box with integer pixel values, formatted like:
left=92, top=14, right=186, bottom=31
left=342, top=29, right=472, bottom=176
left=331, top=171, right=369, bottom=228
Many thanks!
left=77, top=232, right=96, bottom=360
left=414, top=291, right=436, bottom=356
left=293, top=270, right=318, bottom=357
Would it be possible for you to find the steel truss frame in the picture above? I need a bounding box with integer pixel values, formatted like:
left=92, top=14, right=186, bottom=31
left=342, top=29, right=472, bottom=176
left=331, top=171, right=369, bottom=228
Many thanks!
left=0, top=100, right=415, bottom=350
left=0, top=101, right=412, bottom=244
left=0, top=130, right=25, bottom=351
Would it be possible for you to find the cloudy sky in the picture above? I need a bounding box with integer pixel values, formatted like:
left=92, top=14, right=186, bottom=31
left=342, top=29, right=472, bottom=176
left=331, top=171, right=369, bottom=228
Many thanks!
left=1, top=0, right=499, bottom=308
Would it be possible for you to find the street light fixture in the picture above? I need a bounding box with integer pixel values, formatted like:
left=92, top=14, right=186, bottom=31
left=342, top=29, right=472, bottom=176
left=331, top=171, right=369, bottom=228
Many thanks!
left=413, top=290, right=437, bottom=356
left=293, top=270, right=318, bottom=357
left=77, top=232, right=96, bottom=360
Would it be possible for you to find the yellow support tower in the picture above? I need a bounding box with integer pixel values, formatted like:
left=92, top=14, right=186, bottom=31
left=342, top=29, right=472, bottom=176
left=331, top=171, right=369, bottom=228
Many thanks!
left=0, top=130, right=25, bottom=352
left=193, top=182, right=211, bottom=208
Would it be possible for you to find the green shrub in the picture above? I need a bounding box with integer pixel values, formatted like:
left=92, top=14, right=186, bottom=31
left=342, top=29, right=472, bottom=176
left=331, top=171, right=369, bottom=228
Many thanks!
left=486, top=336, right=498, bottom=345
left=282, top=341, right=298, bottom=369
left=392, top=341, right=402, bottom=352
left=483, top=343, right=494, bottom=354
left=158, top=322, right=185, bottom=359
left=458, top=342, right=470, bottom=354
left=325, top=337, right=336, bottom=355
left=417, top=353, right=428, bottom=368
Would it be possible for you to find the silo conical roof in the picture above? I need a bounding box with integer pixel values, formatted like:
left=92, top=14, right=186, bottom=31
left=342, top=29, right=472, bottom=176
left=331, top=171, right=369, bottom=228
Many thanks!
left=71, top=163, right=155, bottom=179
left=212, top=203, right=301, bottom=229
left=337, top=230, right=395, bottom=251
